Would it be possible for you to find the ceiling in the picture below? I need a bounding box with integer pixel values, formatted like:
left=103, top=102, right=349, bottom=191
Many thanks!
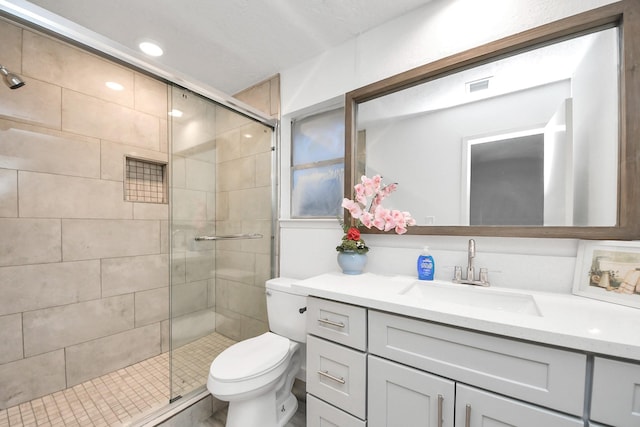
left=21, top=0, right=435, bottom=95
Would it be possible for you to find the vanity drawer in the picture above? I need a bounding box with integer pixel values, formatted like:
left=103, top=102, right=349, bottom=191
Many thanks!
left=368, top=310, right=586, bottom=416
left=307, top=393, right=366, bottom=427
left=307, top=334, right=367, bottom=419
left=591, top=357, right=640, bottom=427
left=307, top=297, right=367, bottom=351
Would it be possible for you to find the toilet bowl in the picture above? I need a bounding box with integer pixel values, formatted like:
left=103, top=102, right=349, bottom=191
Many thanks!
left=207, top=278, right=307, bottom=427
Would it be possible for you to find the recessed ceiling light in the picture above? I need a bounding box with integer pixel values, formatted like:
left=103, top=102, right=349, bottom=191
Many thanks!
left=139, top=41, right=163, bottom=57
left=243, top=133, right=253, bottom=138
left=105, top=81, right=124, bottom=91
left=168, top=109, right=183, bottom=117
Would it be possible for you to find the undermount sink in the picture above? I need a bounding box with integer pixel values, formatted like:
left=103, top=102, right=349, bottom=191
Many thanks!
left=399, top=281, right=542, bottom=316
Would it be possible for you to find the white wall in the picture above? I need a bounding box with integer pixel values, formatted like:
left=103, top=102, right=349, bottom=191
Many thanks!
left=278, top=0, right=617, bottom=294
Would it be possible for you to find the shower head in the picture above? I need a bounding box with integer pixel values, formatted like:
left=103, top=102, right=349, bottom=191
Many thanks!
left=0, top=65, right=25, bottom=89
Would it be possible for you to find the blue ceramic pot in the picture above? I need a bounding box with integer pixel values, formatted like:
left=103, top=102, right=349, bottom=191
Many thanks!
left=337, top=251, right=367, bottom=275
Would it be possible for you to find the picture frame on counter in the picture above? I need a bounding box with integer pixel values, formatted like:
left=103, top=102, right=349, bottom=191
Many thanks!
left=572, top=240, right=640, bottom=308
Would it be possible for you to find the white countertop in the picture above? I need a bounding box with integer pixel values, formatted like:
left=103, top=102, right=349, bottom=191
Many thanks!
left=293, top=272, right=640, bottom=361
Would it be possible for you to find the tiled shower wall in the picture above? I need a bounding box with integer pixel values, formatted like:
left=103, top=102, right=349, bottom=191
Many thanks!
left=0, top=17, right=170, bottom=409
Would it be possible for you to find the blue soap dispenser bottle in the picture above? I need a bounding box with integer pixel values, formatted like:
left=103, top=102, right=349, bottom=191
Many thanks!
left=417, top=246, right=435, bottom=280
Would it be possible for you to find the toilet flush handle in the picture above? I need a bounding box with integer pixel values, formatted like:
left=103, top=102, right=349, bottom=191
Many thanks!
left=299, top=307, right=307, bottom=314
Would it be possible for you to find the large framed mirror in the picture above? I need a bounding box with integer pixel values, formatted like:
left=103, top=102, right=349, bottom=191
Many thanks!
left=345, top=0, right=639, bottom=239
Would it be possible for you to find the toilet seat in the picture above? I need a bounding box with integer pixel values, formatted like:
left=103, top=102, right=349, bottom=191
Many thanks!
left=210, top=332, right=291, bottom=383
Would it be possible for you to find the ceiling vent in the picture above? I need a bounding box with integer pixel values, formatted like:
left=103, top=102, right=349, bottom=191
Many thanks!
left=466, top=77, right=492, bottom=93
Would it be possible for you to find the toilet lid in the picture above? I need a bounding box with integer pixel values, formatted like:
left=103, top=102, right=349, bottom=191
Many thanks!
left=210, top=332, right=290, bottom=382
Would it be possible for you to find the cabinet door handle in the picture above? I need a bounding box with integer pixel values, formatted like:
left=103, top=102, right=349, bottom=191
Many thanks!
left=465, top=404, right=471, bottom=427
left=317, top=318, right=345, bottom=328
left=317, top=370, right=346, bottom=384
left=437, top=394, right=443, bottom=427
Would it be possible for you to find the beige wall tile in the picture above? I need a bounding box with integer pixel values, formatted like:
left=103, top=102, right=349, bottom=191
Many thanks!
left=135, top=287, right=169, bottom=327
left=171, top=280, right=208, bottom=318
left=0, top=219, right=61, bottom=267
left=227, top=187, right=272, bottom=221
left=0, top=19, right=22, bottom=72
left=62, top=89, right=159, bottom=149
left=0, top=260, right=100, bottom=316
left=0, top=78, right=61, bottom=129
left=215, top=251, right=255, bottom=285
left=240, top=316, right=269, bottom=341
left=215, top=105, right=253, bottom=136
left=171, top=253, right=186, bottom=285
left=102, top=254, right=168, bottom=297
left=233, top=81, right=271, bottom=117
left=134, top=74, right=167, bottom=118
left=23, top=31, right=135, bottom=107
left=186, top=158, right=216, bottom=192
left=217, top=157, right=255, bottom=192
left=23, top=294, right=134, bottom=357
left=65, top=324, right=161, bottom=387
left=171, top=309, right=216, bottom=348
left=160, top=117, right=169, bottom=153
left=225, top=280, right=267, bottom=322
left=62, top=219, right=160, bottom=261
left=0, top=314, right=22, bottom=364
left=172, top=188, right=208, bottom=222
left=19, top=171, right=133, bottom=219
left=133, top=202, right=169, bottom=220
left=239, top=123, right=272, bottom=157
left=161, top=319, right=170, bottom=353
left=0, top=350, right=65, bottom=410
left=100, top=139, right=168, bottom=182
left=161, top=219, right=170, bottom=254
left=207, top=278, right=216, bottom=308
left=186, top=250, right=214, bottom=282
left=214, top=309, right=241, bottom=342
left=255, top=151, right=272, bottom=188
left=215, top=129, right=242, bottom=163
left=0, top=119, right=100, bottom=178
left=0, top=169, right=17, bottom=217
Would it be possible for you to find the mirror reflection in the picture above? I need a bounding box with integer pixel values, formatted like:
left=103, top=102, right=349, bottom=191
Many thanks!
left=355, top=26, right=619, bottom=227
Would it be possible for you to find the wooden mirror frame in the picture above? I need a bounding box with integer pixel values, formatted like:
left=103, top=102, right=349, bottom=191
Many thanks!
left=345, top=0, right=639, bottom=239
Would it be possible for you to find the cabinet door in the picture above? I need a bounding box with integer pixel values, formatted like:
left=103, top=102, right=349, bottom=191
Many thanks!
left=455, top=384, right=583, bottom=427
left=591, top=357, right=640, bottom=427
left=368, top=355, right=455, bottom=427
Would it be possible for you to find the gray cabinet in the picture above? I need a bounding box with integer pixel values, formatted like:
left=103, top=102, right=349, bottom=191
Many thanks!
left=369, top=353, right=583, bottom=427
left=591, top=357, right=640, bottom=427
left=368, top=355, right=455, bottom=427
left=306, top=297, right=368, bottom=426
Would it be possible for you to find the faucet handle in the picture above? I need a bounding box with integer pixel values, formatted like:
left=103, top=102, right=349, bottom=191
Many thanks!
left=479, top=268, right=489, bottom=284
left=454, top=266, right=462, bottom=281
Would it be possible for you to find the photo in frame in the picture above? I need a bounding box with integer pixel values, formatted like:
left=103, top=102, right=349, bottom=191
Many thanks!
left=572, top=240, right=640, bottom=308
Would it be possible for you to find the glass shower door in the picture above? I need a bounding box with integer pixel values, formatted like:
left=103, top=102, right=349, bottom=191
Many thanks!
left=168, top=85, right=275, bottom=401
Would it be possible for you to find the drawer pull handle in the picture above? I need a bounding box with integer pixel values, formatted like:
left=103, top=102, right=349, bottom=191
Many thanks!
left=317, top=318, right=345, bottom=328
left=437, top=394, right=443, bottom=427
left=317, top=370, right=346, bottom=384
left=465, top=404, right=471, bottom=427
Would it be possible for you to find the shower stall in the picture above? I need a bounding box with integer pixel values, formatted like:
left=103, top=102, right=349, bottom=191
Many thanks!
left=167, top=86, right=276, bottom=403
left=0, top=8, right=276, bottom=426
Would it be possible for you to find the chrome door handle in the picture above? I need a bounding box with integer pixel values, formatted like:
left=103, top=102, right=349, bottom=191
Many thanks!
left=465, top=404, right=471, bottom=427
left=437, top=394, right=443, bottom=427
left=317, top=318, right=345, bottom=328
left=317, top=370, right=345, bottom=384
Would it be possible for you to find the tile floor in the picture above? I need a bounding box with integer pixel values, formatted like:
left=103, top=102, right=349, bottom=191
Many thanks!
left=0, top=332, right=236, bottom=427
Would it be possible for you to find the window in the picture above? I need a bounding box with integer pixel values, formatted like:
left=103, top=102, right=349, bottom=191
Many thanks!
left=291, top=108, right=344, bottom=217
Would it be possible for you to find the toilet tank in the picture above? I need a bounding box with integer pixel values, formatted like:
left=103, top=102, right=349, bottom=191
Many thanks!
left=266, top=277, right=308, bottom=343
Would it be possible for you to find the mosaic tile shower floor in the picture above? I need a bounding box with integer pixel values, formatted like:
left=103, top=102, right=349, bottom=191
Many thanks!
left=0, top=332, right=236, bottom=427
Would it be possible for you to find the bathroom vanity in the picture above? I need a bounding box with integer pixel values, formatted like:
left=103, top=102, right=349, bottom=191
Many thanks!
left=295, top=273, right=640, bottom=427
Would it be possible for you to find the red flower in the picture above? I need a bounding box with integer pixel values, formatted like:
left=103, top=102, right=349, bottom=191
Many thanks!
left=346, top=227, right=361, bottom=241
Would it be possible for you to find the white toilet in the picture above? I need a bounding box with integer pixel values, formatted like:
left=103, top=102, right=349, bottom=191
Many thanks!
left=207, top=277, right=307, bottom=427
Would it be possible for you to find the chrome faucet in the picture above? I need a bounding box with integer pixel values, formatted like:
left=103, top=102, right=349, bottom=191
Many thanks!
left=453, top=239, right=490, bottom=286
left=467, top=239, right=475, bottom=282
